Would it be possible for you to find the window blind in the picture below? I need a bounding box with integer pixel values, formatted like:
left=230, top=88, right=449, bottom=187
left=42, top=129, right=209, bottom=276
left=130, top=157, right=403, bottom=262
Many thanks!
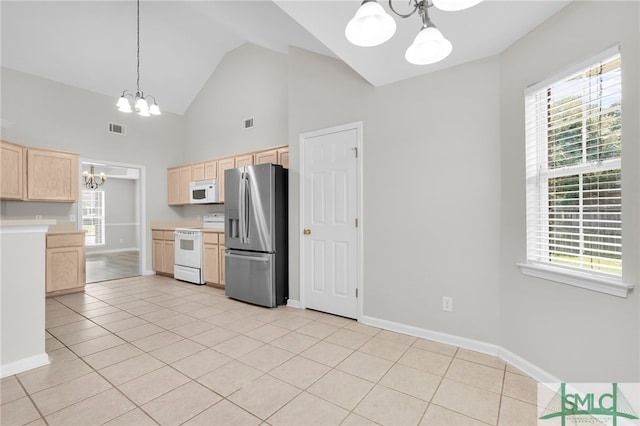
left=525, top=49, right=622, bottom=276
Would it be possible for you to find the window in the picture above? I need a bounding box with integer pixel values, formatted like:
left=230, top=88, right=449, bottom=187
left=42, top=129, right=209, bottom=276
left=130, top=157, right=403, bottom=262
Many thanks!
left=522, top=47, right=631, bottom=297
left=82, top=190, right=105, bottom=246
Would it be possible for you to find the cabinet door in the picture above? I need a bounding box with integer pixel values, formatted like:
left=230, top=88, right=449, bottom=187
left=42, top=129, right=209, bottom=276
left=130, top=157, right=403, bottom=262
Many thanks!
left=204, top=160, right=218, bottom=180
left=163, top=241, right=175, bottom=275
left=152, top=239, right=164, bottom=272
left=217, top=158, right=235, bottom=203
left=203, top=243, right=219, bottom=284
left=0, top=140, right=24, bottom=200
left=192, top=163, right=205, bottom=181
left=47, top=246, right=85, bottom=293
left=27, top=148, right=79, bottom=202
left=235, top=154, right=254, bottom=168
left=179, top=166, right=191, bottom=205
left=255, top=149, right=278, bottom=166
left=278, top=148, right=289, bottom=169
left=167, top=168, right=180, bottom=206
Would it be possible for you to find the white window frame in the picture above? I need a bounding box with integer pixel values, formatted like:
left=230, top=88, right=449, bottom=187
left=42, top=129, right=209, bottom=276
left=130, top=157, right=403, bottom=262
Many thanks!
left=518, top=46, right=633, bottom=298
left=82, top=189, right=105, bottom=247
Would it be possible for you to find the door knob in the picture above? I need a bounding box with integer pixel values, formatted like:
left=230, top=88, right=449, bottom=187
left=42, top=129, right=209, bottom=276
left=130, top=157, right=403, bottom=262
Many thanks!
left=303, top=229, right=311, bottom=235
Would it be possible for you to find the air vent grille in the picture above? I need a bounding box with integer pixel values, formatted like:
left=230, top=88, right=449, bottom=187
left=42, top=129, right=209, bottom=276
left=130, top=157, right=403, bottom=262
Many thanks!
left=108, top=122, right=126, bottom=135
left=243, top=117, right=254, bottom=129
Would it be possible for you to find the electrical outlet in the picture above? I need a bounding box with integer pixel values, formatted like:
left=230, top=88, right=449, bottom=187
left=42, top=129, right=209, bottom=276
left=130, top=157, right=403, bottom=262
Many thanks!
left=35, top=214, right=42, bottom=220
left=442, top=296, right=453, bottom=312
left=69, top=214, right=76, bottom=222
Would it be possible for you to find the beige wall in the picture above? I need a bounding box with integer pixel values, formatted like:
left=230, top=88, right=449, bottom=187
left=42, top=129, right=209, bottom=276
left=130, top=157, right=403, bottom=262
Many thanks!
left=499, top=0, right=640, bottom=381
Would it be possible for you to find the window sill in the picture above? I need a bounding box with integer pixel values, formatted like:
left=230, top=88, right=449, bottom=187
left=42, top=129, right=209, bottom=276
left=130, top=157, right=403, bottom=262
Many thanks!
left=517, top=262, right=634, bottom=298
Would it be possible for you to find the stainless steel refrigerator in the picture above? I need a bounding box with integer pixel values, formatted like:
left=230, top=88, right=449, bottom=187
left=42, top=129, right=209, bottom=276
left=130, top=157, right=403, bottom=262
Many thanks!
left=224, top=163, right=288, bottom=307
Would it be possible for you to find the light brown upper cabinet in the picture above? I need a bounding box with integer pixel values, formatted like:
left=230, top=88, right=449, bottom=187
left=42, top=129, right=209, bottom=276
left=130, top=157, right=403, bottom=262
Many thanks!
left=217, top=157, right=235, bottom=203
left=235, top=153, right=254, bottom=168
left=26, top=148, right=79, bottom=202
left=1, top=141, right=79, bottom=202
left=204, top=160, right=218, bottom=180
left=255, top=149, right=278, bottom=166
left=192, top=162, right=205, bottom=182
left=167, top=165, right=191, bottom=206
left=1, top=140, right=24, bottom=200
left=278, top=147, right=289, bottom=169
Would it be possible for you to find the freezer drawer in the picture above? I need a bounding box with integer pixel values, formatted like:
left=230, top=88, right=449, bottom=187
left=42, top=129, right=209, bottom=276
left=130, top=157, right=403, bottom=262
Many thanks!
left=224, top=250, right=283, bottom=307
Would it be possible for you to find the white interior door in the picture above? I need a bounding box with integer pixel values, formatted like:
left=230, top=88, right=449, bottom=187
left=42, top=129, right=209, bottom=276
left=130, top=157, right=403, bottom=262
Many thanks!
left=301, top=122, right=361, bottom=319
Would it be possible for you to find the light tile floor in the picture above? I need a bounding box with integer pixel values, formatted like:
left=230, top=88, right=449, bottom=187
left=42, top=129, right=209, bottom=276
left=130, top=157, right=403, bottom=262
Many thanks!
left=1, top=275, right=540, bottom=425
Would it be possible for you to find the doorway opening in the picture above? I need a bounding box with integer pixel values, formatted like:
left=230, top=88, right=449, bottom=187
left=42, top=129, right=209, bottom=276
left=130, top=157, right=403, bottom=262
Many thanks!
left=79, top=159, right=146, bottom=283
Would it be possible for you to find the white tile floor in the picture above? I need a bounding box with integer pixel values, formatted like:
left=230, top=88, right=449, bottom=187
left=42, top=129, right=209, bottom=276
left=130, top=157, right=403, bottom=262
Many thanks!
left=1, top=275, right=540, bottom=425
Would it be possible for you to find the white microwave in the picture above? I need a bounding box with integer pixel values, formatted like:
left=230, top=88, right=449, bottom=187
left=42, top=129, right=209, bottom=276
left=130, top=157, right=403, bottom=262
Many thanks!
left=190, top=180, right=219, bottom=204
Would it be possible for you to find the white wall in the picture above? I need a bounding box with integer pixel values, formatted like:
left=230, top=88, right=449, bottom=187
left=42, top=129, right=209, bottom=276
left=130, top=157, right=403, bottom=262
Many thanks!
left=287, top=47, right=502, bottom=344
left=84, top=177, right=138, bottom=253
left=499, top=1, right=640, bottom=381
left=184, top=43, right=288, bottom=161
left=1, top=67, right=186, bottom=268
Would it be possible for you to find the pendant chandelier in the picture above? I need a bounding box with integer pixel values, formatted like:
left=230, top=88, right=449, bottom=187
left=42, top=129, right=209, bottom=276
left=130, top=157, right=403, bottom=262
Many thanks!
left=83, top=165, right=107, bottom=190
left=116, top=0, right=161, bottom=116
left=345, top=0, right=483, bottom=65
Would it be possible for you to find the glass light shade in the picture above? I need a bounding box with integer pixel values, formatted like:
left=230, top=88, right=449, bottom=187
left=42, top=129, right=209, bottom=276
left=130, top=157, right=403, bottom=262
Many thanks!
left=149, top=103, right=161, bottom=115
left=82, top=170, right=89, bottom=177
left=116, top=96, right=130, bottom=109
left=99, top=173, right=107, bottom=181
left=345, top=1, right=396, bottom=47
left=118, top=103, right=133, bottom=113
left=138, top=108, right=150, bottom=117
left=135, top=96, right=148, bottom=112
left=432, top=0, right=483, bottom=12
left=405, top=26, right=452, bottom=65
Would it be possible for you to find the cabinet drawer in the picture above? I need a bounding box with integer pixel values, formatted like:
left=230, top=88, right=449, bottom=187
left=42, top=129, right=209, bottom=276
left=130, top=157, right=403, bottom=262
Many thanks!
left=203, top=233, right=218, bottom=245
left=219, top=234, right=225, bottom=245
left=47, top=233, right=83, bottom=248
left=152, top=230, right=164, bottom=240
left=163, top=231, right=175, bottom=240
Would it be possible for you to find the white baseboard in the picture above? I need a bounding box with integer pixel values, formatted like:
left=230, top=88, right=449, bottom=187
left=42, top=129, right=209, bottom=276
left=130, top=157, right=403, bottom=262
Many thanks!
left=286, top=299, right=301, bottom=309
left=0, top=353, right=50, bottom=378
left=360, top=314, right=559, bottom=384
left=143, top=269, right=156, bottom=276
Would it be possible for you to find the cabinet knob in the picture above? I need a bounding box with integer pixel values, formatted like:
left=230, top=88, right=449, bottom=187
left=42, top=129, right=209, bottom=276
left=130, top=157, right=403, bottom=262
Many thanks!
left=303, top=229, right=311, bottom=235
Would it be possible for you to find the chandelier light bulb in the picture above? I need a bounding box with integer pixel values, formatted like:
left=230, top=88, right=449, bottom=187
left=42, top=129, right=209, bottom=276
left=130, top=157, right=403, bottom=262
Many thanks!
left=135, top=96, right=149, bottom=113
left=149, top=103, right=161, bottom=115
left=405, top=25, right=452, bottom=65
left=345, top=0, right=396, bottom=47
left=432, top=0, right=483, bottom=12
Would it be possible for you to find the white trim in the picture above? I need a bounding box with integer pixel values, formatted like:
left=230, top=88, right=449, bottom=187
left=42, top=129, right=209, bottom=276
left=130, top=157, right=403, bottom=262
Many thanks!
left=298, top=121, right=364, bottom=320
left=79, top=158, right=146, bottom=276
left=0, top=353, right=49, bottom=379
left=104, top=222, right=139, bottom=227
left=286, top=299, right=301, bottom=309
left=360, top=314, right=561, bottom=384
left=143, top=269, right=155, bottom=276
left=518, top=262, right=633, bottom=298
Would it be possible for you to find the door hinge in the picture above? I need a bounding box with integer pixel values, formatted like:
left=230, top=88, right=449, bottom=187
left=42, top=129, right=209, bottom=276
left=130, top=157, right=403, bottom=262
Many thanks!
left=355, top=218, right=358, bottom=228
left=356, top=288, right=358, bottom=298
left=353, top=147, right=358, bottom=158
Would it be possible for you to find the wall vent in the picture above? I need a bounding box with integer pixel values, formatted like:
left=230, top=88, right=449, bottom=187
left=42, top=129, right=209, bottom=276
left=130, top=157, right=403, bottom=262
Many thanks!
left=108, top=122, right=126, bottom=135
left=242, top=117, right=254, bottom=130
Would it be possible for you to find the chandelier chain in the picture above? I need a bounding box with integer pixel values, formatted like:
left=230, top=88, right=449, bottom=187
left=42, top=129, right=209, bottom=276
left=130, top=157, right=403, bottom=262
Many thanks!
left=136, top=0, right=140, bottom=94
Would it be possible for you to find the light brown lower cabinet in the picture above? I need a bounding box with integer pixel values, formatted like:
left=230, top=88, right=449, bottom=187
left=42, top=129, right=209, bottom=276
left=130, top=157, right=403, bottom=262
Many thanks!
left=152, top=230, right=175, bottom=276
left=46, top=232, right=85, bottom=297
left=203, top=231, right=224, bottom=287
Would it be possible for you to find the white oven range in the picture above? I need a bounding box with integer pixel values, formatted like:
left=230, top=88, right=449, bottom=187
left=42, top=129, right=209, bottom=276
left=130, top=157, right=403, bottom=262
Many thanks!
left=174, top=228, right=205, bottom=284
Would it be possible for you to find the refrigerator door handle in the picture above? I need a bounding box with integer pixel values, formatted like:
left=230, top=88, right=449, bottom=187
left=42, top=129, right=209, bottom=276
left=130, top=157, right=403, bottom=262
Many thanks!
left=238, top=171, right=246, bottom=244
left=226, top=253, right=269, bottom=262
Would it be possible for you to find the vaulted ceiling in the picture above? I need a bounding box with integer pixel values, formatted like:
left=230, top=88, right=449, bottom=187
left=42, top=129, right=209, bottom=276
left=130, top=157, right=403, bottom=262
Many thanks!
left=1, top=1, right=570, bottom=115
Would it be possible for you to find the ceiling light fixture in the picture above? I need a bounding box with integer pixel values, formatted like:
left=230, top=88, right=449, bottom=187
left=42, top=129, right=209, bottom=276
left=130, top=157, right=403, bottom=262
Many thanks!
left=345, top=0, right=483, bottom=65
left=83, top=165, right=107, bottom=190
left=116, top=0, right=160, bottom=116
